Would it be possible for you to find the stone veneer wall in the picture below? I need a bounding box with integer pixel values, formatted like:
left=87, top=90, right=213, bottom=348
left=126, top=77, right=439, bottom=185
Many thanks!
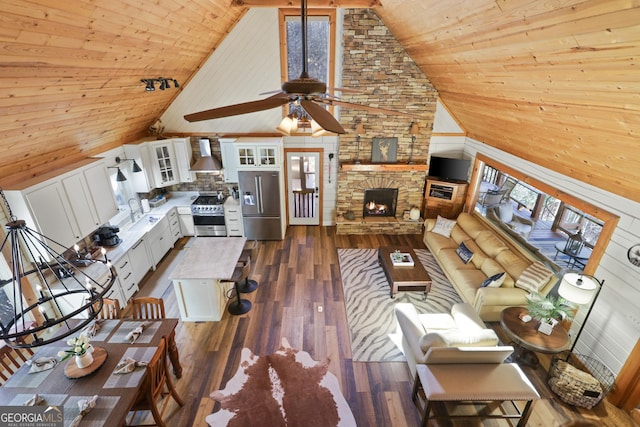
left=336, top=9, right=438, bottom=234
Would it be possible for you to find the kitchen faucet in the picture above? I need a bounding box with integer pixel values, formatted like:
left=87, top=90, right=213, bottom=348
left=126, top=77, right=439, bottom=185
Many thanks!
left=128, top=198, right=141, bottom=222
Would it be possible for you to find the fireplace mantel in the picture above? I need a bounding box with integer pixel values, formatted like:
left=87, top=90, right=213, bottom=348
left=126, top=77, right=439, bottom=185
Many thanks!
left=340, top=162, right=429, bottom=172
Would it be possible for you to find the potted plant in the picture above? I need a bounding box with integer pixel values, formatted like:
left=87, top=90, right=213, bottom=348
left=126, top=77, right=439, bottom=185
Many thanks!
left=526, top=293, right=575, bottom=334
left=58, top=333, right=94, bottom=368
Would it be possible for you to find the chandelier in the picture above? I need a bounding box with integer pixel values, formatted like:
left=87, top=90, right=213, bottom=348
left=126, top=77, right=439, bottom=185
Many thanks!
left=0, top=190, right=117, bottom=348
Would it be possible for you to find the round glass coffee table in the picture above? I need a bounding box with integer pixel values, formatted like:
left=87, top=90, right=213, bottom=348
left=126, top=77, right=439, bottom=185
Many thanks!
left=500, top=306, right=571, bottom=367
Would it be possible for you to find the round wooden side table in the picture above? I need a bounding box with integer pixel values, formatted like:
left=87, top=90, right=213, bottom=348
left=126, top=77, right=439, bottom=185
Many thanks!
left=500, top=306, right=571, bottom=367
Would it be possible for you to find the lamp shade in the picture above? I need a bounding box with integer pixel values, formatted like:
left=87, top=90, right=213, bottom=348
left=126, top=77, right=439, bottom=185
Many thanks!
left=410, top=122, right=419, bottom=135
left=355, top=123, right=365, bottom=136
left=558, top=273, right=598, bottom=305
left=131, top=160, right=142, bottom=173
left=115, top=167, right=127, bottom=182
left=311, top=120, right=330, bottom=137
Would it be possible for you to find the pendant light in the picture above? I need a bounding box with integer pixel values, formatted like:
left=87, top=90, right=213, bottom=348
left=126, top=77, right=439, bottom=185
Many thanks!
left=0, top=189, right=117, bottom=348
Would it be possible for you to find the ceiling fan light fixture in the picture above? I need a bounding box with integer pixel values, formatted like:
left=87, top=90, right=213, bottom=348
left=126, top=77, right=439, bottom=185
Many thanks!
left=310, top=120, right=330, bottom=137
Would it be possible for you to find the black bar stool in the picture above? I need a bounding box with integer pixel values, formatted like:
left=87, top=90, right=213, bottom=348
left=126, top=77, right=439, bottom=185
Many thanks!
left=227, top=263, right=252, bottom=315
left=236, top=241, right=259, bottom=294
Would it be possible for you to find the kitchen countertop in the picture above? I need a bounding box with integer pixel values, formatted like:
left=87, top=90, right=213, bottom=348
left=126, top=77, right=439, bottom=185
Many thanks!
left=169, top=237, right=246, bottom=280
left=107, top=191, right=199, bottom=262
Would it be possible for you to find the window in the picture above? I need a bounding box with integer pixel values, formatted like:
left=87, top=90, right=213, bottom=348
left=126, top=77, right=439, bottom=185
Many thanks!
left=279, top=8, right=336, bottom=123
left=279, top=9, right=335, bottom=85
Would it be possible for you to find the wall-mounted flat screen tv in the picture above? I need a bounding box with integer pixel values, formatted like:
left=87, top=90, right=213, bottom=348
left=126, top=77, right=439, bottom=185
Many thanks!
left=428, top=156, right=471, bottom=182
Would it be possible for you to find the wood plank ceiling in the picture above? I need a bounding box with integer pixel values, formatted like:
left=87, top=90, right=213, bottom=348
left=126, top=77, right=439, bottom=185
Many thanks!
left=0, top=0, right=638, bottom=203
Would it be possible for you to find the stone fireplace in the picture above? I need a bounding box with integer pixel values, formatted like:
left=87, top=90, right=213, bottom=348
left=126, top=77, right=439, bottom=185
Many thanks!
left=363, top=188, right=398, bottom=218
left=336, top=167, right=428, bottom=234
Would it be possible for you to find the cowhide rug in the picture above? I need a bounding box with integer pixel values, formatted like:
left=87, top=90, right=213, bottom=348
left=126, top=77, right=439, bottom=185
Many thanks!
left=206, top=338, right=356, bottom=427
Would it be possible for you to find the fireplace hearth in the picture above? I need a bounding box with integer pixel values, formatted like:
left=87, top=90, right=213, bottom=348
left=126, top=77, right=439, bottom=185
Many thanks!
left=363, top=188, right=398, bottom=218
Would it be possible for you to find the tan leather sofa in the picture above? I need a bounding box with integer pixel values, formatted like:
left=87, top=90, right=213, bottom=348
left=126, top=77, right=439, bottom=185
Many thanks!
left=394, top=302, right=501, bottom=377
left=424, top=212, right=557, bottom=321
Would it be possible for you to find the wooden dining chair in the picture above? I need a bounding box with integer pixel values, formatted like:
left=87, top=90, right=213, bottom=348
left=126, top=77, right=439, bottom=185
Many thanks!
left=126, top=337, right=183, bottom=427
left=131, top=297, right=166, bottom=320
left=0, top=344, right=35, bottom=385
left=93, top=298, right=121, bottom=320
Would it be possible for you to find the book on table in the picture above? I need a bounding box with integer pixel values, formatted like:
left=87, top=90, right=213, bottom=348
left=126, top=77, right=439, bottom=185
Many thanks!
left=391, top=252, right=414, bottom=267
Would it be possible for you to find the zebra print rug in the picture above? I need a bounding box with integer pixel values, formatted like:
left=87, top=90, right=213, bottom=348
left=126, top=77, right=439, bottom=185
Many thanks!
left=337, top=248, right=462, bottom=362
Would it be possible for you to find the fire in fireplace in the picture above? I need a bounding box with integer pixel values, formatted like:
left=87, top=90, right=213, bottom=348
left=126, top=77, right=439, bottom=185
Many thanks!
left=363, top=188, right=398, bottom=218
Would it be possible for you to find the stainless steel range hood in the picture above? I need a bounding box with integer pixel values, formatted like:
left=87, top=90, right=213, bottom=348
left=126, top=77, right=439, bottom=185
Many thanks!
left=190, top=138, right=222, bottom=173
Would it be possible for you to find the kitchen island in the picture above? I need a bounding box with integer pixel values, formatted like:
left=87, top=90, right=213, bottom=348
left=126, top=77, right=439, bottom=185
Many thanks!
left=169, top=237, right=247, bottom=321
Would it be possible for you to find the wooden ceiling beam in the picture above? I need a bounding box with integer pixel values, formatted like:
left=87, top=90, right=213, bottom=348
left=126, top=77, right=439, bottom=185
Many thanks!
left=231, top=0, right=380, bottom=7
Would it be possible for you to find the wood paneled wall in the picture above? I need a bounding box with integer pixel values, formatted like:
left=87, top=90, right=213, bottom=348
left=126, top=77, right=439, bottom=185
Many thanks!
left=1, top=0, right=638, bottom=206
left=0, top=1, right=245, bottom=184
left=378, top=0, right=640, bottom=203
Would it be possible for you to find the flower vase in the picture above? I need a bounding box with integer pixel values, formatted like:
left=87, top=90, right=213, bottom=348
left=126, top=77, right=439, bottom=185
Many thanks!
left=75, top=351, right=94, bottom=369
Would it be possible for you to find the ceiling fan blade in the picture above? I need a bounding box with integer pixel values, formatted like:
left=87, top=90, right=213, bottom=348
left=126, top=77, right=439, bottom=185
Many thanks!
left=184, top=94, right=290, bottom=122
left=300, top=100, right=346, bottom=134
left=323, top=99, right=422, bottom=118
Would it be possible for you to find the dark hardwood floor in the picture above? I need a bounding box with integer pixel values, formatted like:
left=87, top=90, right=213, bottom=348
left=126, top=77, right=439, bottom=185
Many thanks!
left=131, top=226, right=636, bottom=427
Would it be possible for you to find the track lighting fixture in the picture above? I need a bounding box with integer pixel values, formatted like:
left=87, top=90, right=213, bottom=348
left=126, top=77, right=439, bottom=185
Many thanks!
left=140, top=78, right=180, bottom=92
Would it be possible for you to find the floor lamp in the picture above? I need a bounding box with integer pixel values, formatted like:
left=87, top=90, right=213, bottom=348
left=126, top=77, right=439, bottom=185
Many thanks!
left=558, top=273, right=603, bottom=355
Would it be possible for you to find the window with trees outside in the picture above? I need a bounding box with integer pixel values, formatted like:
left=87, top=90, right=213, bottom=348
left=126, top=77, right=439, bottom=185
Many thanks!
left=279, top=8, right=336, bottom=121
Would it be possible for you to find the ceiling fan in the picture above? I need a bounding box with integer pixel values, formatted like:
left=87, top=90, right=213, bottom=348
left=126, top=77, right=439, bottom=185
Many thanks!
left=184, top=0, right=418, bottom=134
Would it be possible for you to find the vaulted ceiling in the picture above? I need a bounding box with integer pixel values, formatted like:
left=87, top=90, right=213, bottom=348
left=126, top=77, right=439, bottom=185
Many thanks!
left=1, top=1, right=638, bottom=203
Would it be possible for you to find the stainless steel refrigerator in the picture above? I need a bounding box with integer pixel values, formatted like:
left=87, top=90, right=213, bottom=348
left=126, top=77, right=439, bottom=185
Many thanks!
left=238, top=170, right=282, bottom=240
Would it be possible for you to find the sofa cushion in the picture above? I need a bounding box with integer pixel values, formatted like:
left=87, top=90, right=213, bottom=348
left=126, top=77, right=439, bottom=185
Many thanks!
left=515, top=262, right=555, bottom=293
left=481, top=259, right=515, bottom=288
left=475, top=230, right=509, bottom=257
left=463, top=240, right=488, bottom=269
left=440, top=250, right=478, bottom=279
left=495, top=250, right=530, bottom=282
left=450, top=226, right=471, bottom=245
left=456, top=242, right=474, bottom=264
left=456, top=212, right=486, bottom=239
left=451, top=302, right=488, bottom=332
left=419, top=313, right=457, bottom=331
left=421, top=329, right=500, bottom=348
left=452, top=269, right=488, bottom=302
left=481, top=272, right=506, bottom=288
left=425, top=231, right=458, bottom=256
left=432, top=215, right=457, bottom=238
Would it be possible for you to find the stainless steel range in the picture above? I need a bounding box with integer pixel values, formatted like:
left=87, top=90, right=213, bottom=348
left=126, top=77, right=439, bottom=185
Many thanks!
left=191, top=193, right=227, bottom=236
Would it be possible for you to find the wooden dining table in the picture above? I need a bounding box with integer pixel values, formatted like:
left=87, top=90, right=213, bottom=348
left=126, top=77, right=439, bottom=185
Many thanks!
left=0, top=318, right=181, bottom=426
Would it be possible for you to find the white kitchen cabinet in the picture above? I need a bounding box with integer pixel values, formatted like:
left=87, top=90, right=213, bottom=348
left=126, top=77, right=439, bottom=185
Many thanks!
left=123, top=142, right=156, bottom=192
left=149, top=141, right=178, bottom=187
left=172, top=279, right=233, bottom=321
left=177, top=206, right=194, bottom=236
left=147, top=215, right=172, bottom=267
left=173, top=138, right=194, bottom=183
left=220, top=138, right=239, bottom=183
left=4, top=158, right=116, bottom=252
left=124, top=138, right=192, bottom=190
left=60, top=160, right=118, bottom=238
left=234, top=137, right=283, bottom=170
left=83, top=161, right=118, bottom=224
left=61, top=172, right=101, bottom=238
left=224, top=199, right=244, bottom=237
left=103, top=280, right=126, bottom=310
left=128, top=237, right=152, bottom=287
left=114, top=253, right=138, bottom=302
left=167, top=207, right=182, bottom=243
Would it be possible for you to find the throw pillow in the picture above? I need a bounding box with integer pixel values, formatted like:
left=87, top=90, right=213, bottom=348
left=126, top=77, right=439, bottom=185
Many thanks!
left=481, top=272, right=506, bottom=288
left=515, top=262, right=554, bottom=293
left=431, top=215, right=456, bottom=238
left=455, top=242, right=474, bottom=264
